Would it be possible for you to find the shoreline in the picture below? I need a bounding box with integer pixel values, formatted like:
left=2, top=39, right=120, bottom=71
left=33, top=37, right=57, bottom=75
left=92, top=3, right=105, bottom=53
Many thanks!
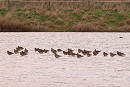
left=0, top=0, right=130, bottom=32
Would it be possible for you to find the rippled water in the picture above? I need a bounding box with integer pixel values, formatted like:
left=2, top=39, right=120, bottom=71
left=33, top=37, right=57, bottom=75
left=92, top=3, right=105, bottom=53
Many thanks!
left=0, top=32, right=130, bottom=87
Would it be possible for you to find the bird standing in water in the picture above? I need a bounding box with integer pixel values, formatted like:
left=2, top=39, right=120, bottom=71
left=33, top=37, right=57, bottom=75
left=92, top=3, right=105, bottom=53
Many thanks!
left=71, top=53, right=77, bottom=57
left=17, top=46, right=24, bottom=51
left=93, top=49, right=101, bottom=56
left=43, top=49, right=49, bottom=53
left=57, top=49, right=62, bottom=52
left=86, top=53, right=92, bottom=57
left=20, top=48, right=28, bottom=56
left=54, top=53, right=61, bottom=58
left=14, top=49, right=19, bottom=54
left=51, top=48, right=57, bottom=54
left=38, top=49, right=44, bottom=54
left=117, top=51, right=125, bottom=57
left=77, top=53, right=83, bottom=58
left=35, top=48, right=39, bottom=52
left=78, top=49, right=83, bottom=53
left=7, top=51, right=13, bottom=55
left=110, top=52, right=116, bottom=57
left=103, top=52, right=108, bottom=57
left=82, top=50, right=91, bottom=55
left=63, top=51, right=68, bottom=55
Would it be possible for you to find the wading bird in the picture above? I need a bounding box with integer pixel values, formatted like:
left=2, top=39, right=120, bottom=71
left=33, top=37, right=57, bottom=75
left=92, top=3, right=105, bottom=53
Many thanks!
left=7, top=51, right=13, bottom=55
left=103, top=52, right=108, bottom=57
left=117, top=51, right=125, bottom=56
left=110, top=52, right=116, bottom=57
left=77, top=53, right=83, bottom=58
left=93, top=49, right=101, bottom=56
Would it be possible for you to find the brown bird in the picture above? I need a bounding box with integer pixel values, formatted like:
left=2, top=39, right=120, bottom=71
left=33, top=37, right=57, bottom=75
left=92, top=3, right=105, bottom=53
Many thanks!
left=117, top=51, right=125, bottom=56
left=78, top=49, right=83, bottom=53
left=20, top=51, right=25, bottom=56
left=82, top=50, right=91, bottom=55
left=68, top=50, right=74, bottom=55
left=20, top=48, right=28, bottom=56
left=54, top=53, right=61, bottom=58
left=86, top=53, right=92, bottom=57
left=71, top=53, right=77, bottom=57
left=51, top=48, right=57, bottom=54
left=63, top=51, right=68, bottom=55
left=25, top=48, right=28, bottom=53
left=57, top=49, right=62, bottom=52
left=20, top=51, right=27, bottom=56
left=68, top=48, right=74, bottom=52
left=110, top=52, right=116, bottom=57
left=84, top=50, right=91, bottom=54
left=37, top=49, right=44, bottom=54
left=16, top=46, right=24, bottom=51
left=103, top=52, right=108, bottom=57
left=82, top=51, right=87, bottom=55
left=20, top=51, right=26, bottom=56
left=43, top=49, right=49, bottom=53
left=69, top=52, right=77, bottom=57
left=68, top=48, right=74, bottom=55
left=77, top=53, right=83, bottom=58
left=14, top=46, right=24, bottom=54
left=93, top=49, right=101, bottom=56
left=14, top=49, right=19, bottom=54
left=7, top=51, right=13, bottom=55
left=35, top=48, right=39, bottom=52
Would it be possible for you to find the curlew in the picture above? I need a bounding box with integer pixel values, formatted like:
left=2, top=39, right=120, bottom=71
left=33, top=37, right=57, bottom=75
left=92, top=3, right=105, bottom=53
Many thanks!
left=77, top=53, right=83, bottom=58
left=103, top=52, right=108, bottom=57
left=14, top=49, right=19, bottom=54
left=68, top=48, right=74, bottom=52
left=110, top=52, right=116, bottom=57
left=78, top=49, right=83, bottom=53
left=43, top=49, right=49, bottom=53
left=7, top=51, right=13, bottom=55
left=37, top=49, right=44, bottom=54
left=51, top=48, right=57, bottom=54
left=93, top=49, right=101, bottom=56
left=35, top=48, right=39, bottom=52
left=57, top=49, right=62, bottom=52
left=54, top=53, right=61, bottom=58
left=82, top=50, right=91, bottom=55
left=86, top=53, right=92, bottom=57
left=117, top=51, right=125, bottom=56
left=63, top=51, right=68, bottom=55
left=20, top=48, right=28, bottom=56
left=16, top=46, right=24, bottom=51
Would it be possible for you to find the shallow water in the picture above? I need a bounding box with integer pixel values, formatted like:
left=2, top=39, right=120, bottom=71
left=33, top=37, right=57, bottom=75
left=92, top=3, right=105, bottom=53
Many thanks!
left=0, top=32, right=130, bottom=87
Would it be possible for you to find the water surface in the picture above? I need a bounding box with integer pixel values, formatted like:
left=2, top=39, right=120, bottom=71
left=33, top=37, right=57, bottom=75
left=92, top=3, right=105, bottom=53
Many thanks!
left=0, top=32, right=130, bottom=87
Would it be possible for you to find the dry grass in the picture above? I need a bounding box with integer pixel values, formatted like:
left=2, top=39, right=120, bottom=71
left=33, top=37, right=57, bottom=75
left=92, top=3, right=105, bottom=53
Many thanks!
left=118, top=26, right=130, bottom=31
left=71, top=23, right=99, bottom=32
left=107, top=26, right=130, bottom=32
left=126, top=19, right=130, bottom=25
left=45, top=10, right=63, bottom=18
left=0, top=2, right=129, bottom=32
left=0, top=13, right=37, bottom=32
left=71, top=23, right=130, bottom=32
left=0, top=19, right=29, bottom=32
left=0, top=0, right=129, bottom=10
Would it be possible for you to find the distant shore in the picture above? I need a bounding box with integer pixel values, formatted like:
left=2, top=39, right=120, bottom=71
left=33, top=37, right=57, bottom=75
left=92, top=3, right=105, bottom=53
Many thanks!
left=0, top=0, right=129, bottom=32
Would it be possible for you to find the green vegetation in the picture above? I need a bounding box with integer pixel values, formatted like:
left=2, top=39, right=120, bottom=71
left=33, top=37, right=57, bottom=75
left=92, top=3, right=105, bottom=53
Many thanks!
left=0, top=9, right=8, bottom=16
left=0, top=9, right=130, bottom=32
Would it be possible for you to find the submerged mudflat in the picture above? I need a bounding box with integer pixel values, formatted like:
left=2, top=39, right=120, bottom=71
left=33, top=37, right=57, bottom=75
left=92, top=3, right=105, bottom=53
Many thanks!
left=0, top=32, right=130, bottom=87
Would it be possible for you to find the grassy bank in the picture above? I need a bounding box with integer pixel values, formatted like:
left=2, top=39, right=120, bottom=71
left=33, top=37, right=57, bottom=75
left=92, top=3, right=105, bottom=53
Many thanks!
left=0, top=8, right=130, bottom=32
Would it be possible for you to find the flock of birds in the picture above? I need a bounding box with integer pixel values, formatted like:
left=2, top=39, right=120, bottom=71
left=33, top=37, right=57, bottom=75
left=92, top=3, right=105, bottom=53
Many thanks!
left=7, top=46, right=28, bottom=56
left=7, top=46, right=126, bottom=58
